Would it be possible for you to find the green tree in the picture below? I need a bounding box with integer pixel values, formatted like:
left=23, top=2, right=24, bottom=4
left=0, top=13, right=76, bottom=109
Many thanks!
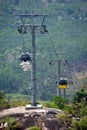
left=73, top=89, right=87, bottom=104
left=53, top=96, right=68, bottom=109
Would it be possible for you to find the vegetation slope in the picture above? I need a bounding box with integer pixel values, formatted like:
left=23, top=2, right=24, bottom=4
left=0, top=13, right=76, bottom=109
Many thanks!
left=0, top=0, right=87, bottom=100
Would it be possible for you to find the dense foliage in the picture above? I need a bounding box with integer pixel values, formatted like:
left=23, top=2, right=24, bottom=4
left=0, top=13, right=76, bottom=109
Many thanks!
left=0, top=91, right=6, bottom=104
left=0, top=91, right=87, bottom=129
left=0, top=0, right=87, bottom=100
left=73, top=89, right=87, bottom=104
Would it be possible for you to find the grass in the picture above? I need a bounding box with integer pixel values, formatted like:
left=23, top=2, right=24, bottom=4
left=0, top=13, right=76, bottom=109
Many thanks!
left=6, top=93, right=30, bottom=101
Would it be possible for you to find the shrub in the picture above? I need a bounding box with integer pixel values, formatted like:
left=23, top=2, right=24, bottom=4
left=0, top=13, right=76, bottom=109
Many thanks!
left=71, top=116, right=87, bottom=130
left=29, top=126, right=40, bottom=130
left=0, top=91, right=6, bottom=104
left=53, top=96, right=68, bottom=109
left=64, top=104, right=75, bottom=115
left=79, top=116, right=87, bottom=130
left=71, top=120, right=80, bottom=130
left=45, top=101, right=58, bottom=108
left=72, top=102, right=87, bottom=118
left=79, top=105, right=87, bottom=118
left=73, top=89, right=87, bottom=104
left=57, top=113, right=71, bottom=128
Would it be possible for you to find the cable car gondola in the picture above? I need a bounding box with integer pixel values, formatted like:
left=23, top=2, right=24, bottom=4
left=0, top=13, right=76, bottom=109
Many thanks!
left=20, top=53, right=31, bottom=62
left=58, top=78, right=67, bottom=89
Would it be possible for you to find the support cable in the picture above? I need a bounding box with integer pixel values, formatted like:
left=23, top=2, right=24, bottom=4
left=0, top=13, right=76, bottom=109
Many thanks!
left=21, top=34, right=26, bottom=53
left=47, top=32, right=59, bottom=59
left=39, top=0, right=59, bottom=59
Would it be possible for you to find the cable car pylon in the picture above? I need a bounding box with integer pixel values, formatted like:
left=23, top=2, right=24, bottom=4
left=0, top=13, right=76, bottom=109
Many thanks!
left=49, top=52, right=68, bottom=98
left=17, top=13, right=48, bottom=108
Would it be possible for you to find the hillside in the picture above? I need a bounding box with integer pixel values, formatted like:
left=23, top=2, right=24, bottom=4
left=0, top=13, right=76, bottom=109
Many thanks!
left=0, top=0, right=87, bottom=99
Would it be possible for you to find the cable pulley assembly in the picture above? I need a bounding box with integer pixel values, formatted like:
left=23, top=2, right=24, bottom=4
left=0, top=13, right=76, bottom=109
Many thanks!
left=40, top=25, right=48, bottom=34
left=18, top=25, right=27, bottom=34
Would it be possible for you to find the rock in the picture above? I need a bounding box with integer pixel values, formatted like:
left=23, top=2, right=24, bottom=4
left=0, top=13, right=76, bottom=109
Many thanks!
left=0, top=107, right=68, bottom=130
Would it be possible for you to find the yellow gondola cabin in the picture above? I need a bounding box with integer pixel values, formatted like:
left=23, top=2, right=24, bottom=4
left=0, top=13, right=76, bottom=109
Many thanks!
left=58, top=78, right=67, bottom=89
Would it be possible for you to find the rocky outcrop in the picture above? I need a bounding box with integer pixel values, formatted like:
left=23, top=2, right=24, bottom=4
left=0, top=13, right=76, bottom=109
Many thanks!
left=0, top=107, right=68, bottom=130
left=18, top=111, right=68, bottom=130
